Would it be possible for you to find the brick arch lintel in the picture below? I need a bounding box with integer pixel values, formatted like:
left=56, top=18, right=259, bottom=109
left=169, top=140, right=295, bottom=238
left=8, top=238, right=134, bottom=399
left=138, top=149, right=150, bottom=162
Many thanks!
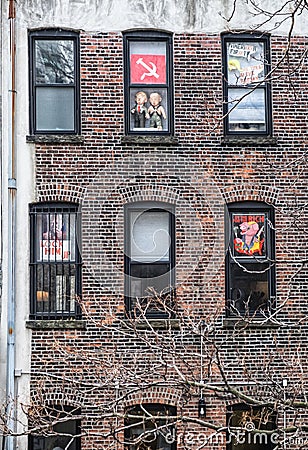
left=31, top=386, right=84, bottom=408
left=222, top=184, right=280, bottom=205
left=224, top=384, right=273, bottom=407
left=36, top=183, right=86, bottom=204
left=122, top=386, right=182, bottom=409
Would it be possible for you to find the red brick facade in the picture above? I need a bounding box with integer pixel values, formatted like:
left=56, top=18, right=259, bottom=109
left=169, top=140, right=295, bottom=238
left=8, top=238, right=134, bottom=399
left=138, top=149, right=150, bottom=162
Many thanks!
left=29, top=31, right=308, bottom=449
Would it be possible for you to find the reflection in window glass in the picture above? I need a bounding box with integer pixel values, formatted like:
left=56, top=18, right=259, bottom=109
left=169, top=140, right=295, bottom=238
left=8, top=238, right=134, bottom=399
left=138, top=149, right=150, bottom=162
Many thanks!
left=230, top=263, right=269, bottom=313
left=227, top=404, right=276, bottom=450
left=125, top=404, right=176, bottom=450
left=228, top=88, right=266, bottom=132
left=30, top=415, right=80, bottom=450
left=35, top=40, right=74, bottom=84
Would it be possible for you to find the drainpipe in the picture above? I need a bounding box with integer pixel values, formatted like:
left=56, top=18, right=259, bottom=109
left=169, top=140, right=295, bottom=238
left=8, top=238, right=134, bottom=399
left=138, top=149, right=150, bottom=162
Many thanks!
left=6, top=1, right=17, bottom=449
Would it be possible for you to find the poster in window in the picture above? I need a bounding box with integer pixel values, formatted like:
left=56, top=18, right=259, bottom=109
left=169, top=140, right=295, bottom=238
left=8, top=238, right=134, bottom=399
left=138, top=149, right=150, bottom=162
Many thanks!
left=39, top=213, right=73, bottom=262
left=227, top=42, right=265, bottom=86
left=130, top=53, right=166, bottom=84
left=232, top=213, right=266, bottom=256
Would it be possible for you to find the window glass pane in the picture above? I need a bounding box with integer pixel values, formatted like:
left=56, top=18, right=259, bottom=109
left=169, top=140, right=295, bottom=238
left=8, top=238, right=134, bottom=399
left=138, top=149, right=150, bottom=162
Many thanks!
left=35, top=40, right=75, bottom=84
left=32, top=418, right=78, bottom=449
left=130, top=210, right=170, bottom=262
left=227, top=41, right=265, bottom=86
left=125, top=404, right=176, bottom=449
left=229, top=263, right=269, bottom=313
left=232, top=213, right=266, bottom=257
left=129, top=88, right=168, bottom=132
left=36, top=264, right=76, bottom=314
left=130, top=263, right=171, bottom=297
left=36, top=87, right=74, bottom=131
left=130, top=41, right=166, bottom=85
left=229, top=406, right=275, bottom=449
left=228, top=88, right=265, bottom=132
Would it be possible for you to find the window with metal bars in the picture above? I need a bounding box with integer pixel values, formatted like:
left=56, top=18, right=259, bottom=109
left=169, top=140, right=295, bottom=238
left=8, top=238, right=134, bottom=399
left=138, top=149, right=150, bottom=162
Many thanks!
left=30, top=203, right=81, bottom=319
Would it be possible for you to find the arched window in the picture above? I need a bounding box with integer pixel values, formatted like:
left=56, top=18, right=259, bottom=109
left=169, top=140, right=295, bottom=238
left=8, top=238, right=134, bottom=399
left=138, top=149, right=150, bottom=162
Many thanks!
left=124, top=202, right=175, bottom=317
left=29, top=203, right=82, bottom=319
left=227, top=403, right=276, bottom=449
left=125, top=404, right=177, bottom=449
left=225, top=202, right=275, bottom=316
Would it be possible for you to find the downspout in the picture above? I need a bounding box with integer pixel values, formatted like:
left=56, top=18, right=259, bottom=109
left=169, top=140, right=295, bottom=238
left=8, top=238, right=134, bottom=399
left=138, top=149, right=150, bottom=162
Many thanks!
left=6, top=1, right=17, bottom=449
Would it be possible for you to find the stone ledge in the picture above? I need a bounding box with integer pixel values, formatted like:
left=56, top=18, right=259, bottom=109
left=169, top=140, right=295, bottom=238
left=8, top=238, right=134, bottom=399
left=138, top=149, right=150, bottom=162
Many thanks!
left=26, top=320, right=86, bottom=330
left=221, top=136, right=277, bottom=146
left=121, top=135, right=179, bottom=145
left=121, top=318, right=180, bottom=330
left=223, top=318, right=281, bottom=329
left=26, top=134, right=85, bottom=145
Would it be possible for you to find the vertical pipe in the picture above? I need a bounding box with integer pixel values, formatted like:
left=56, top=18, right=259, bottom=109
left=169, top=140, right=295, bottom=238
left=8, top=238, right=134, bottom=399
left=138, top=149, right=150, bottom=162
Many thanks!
left=6, top=1, right=17, bottom=449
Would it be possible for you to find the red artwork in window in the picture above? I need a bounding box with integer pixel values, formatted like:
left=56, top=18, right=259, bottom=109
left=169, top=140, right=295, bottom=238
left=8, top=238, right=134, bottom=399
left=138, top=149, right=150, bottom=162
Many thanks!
left=130, top=54, right=166, bottom=84
left=233, top=214, right=265, bottom=256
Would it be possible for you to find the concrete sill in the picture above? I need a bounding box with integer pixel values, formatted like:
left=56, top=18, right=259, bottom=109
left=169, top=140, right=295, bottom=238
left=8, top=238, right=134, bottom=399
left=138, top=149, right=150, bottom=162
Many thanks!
left=121, top=135, right=179, bottom=145
left=223, top=317, right=281, bottom=329
left=26, top=134, right=85, bottom=145
left=121, top=318, right=180, bottom=330
left=221, top=136, right=277, bottom=146
left=26, top=320, right=86, bottom=330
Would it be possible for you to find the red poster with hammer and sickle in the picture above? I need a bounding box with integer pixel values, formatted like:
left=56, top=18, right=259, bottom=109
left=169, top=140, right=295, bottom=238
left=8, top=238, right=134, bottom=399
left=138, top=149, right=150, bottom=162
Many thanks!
left=130, top=54, right=166, bottom=84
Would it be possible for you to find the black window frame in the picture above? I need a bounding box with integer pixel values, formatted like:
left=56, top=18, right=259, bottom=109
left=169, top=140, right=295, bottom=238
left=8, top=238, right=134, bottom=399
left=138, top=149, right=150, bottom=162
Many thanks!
left=123, top=30, right=174, bottom=135
left=225, top=202, right=275, bottom=317
left=29, top=29, right=80, bottom=135
left=124, top=403, right=177, bottom=449
left=29, top=202, right=82, bottom=319
left=226, top=403, right=276, bottom=450
left=124, top=202, right=175, bottom=318
left=222, top=32, right=272, bottom=136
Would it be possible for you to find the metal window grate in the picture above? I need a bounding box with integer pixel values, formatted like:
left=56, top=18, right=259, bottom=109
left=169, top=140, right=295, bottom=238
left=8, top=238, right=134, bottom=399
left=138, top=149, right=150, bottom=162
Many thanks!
left=30, top=203, right=82, bottom=319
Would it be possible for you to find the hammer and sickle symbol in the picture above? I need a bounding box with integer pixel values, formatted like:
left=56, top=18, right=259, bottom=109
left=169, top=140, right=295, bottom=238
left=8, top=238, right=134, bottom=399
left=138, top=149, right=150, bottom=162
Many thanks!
left=136, top=57, right=159, bottom=80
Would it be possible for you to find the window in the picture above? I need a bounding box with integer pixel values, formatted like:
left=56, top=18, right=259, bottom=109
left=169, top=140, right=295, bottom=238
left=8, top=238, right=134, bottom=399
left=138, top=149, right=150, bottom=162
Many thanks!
left=125, top=404, right=176, bottom=449
left=227, top=404, right=276, bottom=449
left=222, top=33, right=271, bottom=135
left=124, top=203, right=175, bottom=317
left=226, top=202, right=275, bottom=316
left=29, top=30, right=80, bottom=134
left=30, top=203, right=81, bottom=319
left=123, top=31, right=173, bottom=135
left=29, top=407, right=81, bottom=450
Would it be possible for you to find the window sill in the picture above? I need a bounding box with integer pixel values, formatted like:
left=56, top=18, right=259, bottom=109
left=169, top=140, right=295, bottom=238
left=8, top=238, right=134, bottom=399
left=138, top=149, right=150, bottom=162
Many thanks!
left=121, top=318, right=180, bottom=330
left=26, top=134, right=85, bottom=145
left=26, top=319, right=86, bottom=330
left=221, top=136, right=277, bottom=146
left=121, top=135, right=179, bottom=145
left=223, top=317, right=281, bottom=329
